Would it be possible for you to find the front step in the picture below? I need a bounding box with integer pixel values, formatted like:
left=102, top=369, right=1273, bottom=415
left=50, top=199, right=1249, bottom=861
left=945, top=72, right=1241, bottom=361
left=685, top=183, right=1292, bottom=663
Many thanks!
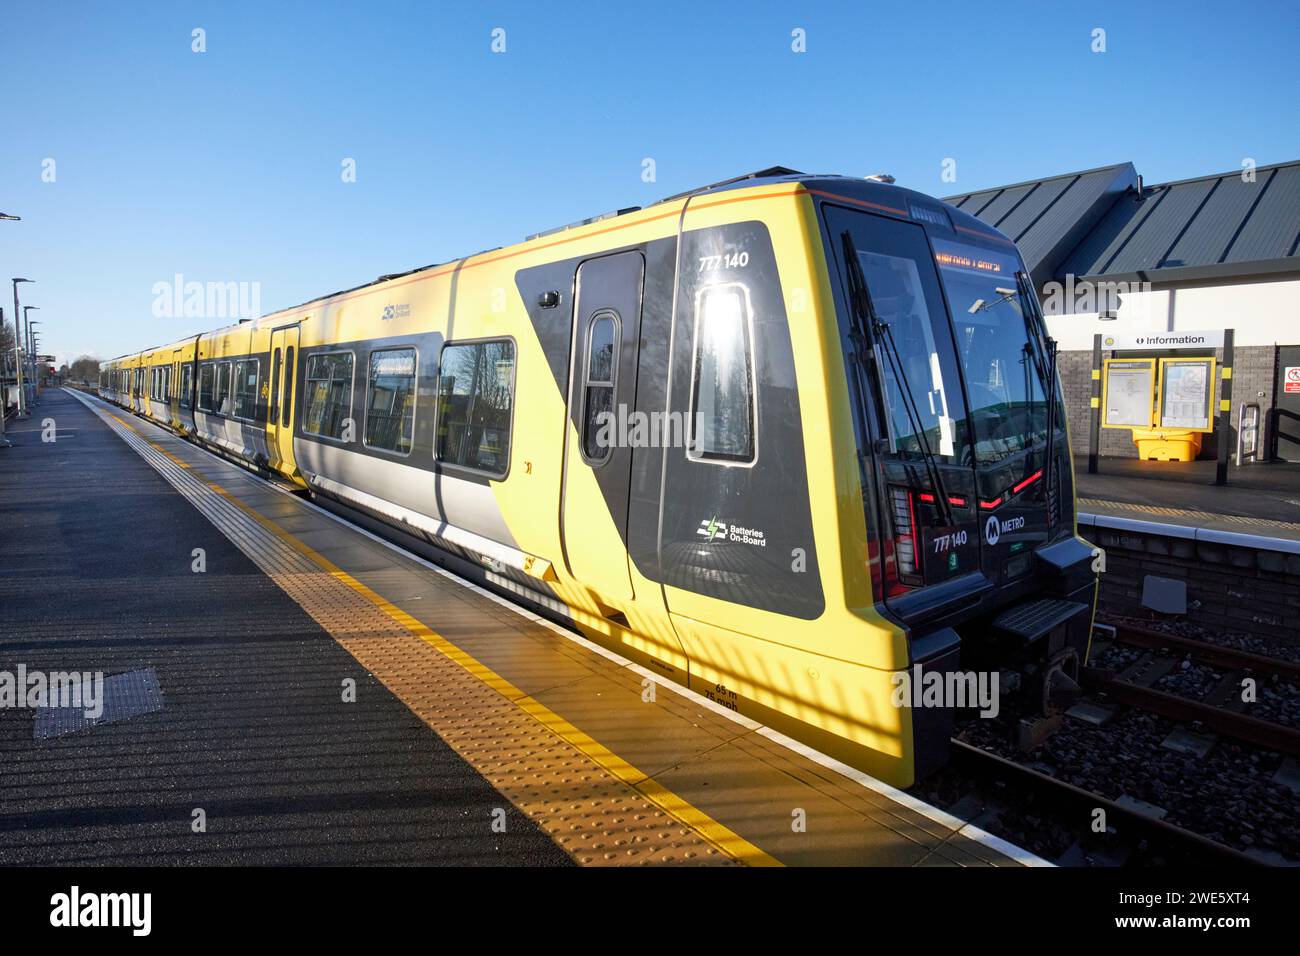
left=992, top=598, right=1089, bottom=645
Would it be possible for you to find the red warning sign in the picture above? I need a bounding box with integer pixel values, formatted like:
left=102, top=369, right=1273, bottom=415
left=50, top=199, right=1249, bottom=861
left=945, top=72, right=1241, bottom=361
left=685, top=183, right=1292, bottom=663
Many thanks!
left=1287, top=367, right=1300, bottom=394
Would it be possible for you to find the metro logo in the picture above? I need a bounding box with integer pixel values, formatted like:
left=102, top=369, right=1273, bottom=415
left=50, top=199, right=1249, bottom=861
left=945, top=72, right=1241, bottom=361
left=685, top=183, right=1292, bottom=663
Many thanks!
left=984, top=514, right=1025, bottom=545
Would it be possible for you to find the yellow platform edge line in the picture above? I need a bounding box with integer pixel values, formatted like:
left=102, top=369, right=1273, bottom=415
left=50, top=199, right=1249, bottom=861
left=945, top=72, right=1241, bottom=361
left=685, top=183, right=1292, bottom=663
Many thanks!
left=106, top=409, right=780, bottom=867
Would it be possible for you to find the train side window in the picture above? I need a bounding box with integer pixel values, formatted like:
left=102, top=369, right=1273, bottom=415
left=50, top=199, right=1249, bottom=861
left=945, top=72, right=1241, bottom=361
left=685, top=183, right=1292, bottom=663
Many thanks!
left=197, top=363, right=215, bottom=411
left=269, top=348, right=281, bottom=423
left=302, top=351, right=355, bottom=441
left=688, top=283, right=756, bottom=464
left=282, top=346, right=294, bottom=427
left=180, top=364, right=193, bottom=409
left=364, top=347, right=417, bottom=455
left=232, top=358, right=259, bottom=420
left=581, top=312, right=619, bottom=464
left=434, top=339, right=515, bottom=477
left=215, top=361, right=232, bottom=416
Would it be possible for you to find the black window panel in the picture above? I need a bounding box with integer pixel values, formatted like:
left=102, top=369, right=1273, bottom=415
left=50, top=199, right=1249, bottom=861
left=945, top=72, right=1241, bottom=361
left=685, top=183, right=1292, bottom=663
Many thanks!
left=580, top=311, right=619, bottom=464
left=198, top=363, right=215, bottom=411
left=588, top=315, right=616, bottom=383
left=583, top=385, right=614, bottom=461
left=215, top=362, right=232, bottom=416
left=282, top=346, right=294, bottom=427
left=364, top=347, right=417, bottom=454
left=435, top=339, right=515, bottom=476
left=233, top=359, right=258, bottom=420
left=269, top=347, right=281, bottom=423
left=303, top=351, right=354, bottom=440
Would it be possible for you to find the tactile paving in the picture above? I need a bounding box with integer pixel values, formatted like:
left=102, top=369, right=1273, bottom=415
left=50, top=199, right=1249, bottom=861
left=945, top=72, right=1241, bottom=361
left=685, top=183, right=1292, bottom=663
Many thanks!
left=83, top=401, right=738, bottom=865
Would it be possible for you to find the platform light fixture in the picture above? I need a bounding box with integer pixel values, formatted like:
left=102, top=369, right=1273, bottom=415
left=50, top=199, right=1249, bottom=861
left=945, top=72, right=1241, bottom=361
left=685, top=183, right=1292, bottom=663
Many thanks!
left=0, top=217, right=19, bottom=443
left=11, top=279, right=34, bottom=418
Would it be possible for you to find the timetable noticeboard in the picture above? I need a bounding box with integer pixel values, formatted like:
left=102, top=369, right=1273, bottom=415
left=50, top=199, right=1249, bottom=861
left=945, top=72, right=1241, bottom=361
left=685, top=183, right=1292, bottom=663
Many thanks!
left=1158, top=357, right=1216, bottom=432
left=1102, top=359, right=1156, bottom=428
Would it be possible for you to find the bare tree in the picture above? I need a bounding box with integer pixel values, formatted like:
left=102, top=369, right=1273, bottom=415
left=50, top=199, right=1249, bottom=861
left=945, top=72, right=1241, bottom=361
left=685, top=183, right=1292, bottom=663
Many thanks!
left=69, top=355, right=101, bottom=383
left=0, top=320, right=14, bottom=376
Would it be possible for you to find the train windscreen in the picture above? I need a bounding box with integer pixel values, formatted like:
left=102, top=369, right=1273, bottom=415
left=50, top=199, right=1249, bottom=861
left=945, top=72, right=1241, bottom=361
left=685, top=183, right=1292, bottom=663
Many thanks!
left=931, top=236, right=1052, bottom=465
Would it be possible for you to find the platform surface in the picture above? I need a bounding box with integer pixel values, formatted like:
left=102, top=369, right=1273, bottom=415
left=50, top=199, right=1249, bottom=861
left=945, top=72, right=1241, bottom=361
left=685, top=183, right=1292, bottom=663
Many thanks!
left=1074, top=455, right=1300, bottom=543
left=0, top=389, right=1038, bottom=867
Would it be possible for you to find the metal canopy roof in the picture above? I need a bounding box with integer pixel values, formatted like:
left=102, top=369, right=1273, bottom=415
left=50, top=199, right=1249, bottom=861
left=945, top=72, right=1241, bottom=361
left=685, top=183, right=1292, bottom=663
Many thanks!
left=944, top=160, right=1300, bottom=286
left=944, top=163, right=1136, bottom=286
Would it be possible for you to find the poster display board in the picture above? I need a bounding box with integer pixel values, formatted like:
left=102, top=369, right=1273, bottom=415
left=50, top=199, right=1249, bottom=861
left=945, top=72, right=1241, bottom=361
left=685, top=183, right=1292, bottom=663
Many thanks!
left=1102, top=358, right=1156, bottom=428
left=1157, top=357, right=1216, bottom=432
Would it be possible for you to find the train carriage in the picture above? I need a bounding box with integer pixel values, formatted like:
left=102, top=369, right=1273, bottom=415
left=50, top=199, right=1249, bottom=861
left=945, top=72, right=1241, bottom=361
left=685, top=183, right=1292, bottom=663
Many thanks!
left=100, top=168, right=1099, bottom=787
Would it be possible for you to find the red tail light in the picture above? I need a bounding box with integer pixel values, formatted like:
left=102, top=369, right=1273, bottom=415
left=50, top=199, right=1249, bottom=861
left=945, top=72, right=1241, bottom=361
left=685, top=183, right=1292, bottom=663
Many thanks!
left=888, top=486, right=924, bottom=590
left=1012, top=470, right=1043, bottom=495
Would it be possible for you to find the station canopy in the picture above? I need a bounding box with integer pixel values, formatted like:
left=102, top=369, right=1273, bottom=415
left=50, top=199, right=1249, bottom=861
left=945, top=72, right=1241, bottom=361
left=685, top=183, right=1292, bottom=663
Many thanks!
left=944, top=159, right=1300, bottom=288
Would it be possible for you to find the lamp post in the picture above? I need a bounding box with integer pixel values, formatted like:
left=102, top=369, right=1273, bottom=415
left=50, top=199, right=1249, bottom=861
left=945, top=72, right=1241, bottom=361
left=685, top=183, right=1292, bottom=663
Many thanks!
left=12, top=279, right=34, bottom=418
left=24, top=307, right=40, bottom=404
left=0, top=214, right=19, bottom=445
left=31, top=332, right=43, bottom=387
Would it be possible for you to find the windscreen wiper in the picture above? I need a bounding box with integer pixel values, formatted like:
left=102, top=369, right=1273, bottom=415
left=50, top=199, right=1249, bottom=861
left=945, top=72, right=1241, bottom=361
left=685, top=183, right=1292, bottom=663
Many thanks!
left=841, top=231, right=955, bottom=527
left=1016, top=271, right=1060, bottom=512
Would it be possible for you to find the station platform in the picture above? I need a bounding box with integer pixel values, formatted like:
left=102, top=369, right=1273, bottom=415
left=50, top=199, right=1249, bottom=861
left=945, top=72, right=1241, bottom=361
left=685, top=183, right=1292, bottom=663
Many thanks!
left=1074, top=456, right=1300, bottom=547
left=0, top=388, right=1042, bottom=867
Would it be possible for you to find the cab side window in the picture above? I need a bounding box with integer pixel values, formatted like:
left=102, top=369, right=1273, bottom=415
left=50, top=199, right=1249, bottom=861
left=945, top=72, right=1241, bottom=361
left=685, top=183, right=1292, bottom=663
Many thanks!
left=688, top=283, right=756, bottom=463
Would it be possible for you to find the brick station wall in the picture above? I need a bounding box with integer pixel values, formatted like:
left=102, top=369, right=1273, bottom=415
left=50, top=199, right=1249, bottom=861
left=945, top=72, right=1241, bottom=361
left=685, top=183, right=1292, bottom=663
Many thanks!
left=1079, top=524, right=1300, bottom=641
left=1056, top=345, right=1279, bottom=461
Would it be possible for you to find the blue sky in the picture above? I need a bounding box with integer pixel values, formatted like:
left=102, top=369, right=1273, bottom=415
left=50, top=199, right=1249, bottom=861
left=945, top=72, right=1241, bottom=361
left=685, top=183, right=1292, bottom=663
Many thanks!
left=2, top=0, right=1297, bottom=364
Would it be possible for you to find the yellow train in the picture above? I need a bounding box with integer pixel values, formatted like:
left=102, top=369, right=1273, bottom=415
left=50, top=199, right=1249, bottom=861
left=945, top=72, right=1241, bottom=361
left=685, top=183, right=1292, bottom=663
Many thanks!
left=100, top=168, right=1098, bottom=787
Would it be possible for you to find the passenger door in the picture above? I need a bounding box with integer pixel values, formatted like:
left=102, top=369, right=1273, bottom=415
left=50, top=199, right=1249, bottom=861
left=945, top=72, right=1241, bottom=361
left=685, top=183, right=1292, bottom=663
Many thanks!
left=266, top=324, right=301, bottom=477
left=560, top=250, right=645, bottom=602
left=171, top=348, right=185, bottom=424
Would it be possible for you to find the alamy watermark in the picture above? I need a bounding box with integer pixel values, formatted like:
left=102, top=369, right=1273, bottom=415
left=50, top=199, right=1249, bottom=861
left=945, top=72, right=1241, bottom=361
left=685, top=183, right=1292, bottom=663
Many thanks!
left=1039, top=275, right=1151, bottom=317
left=591, top=405, right=705, bottom=452
left=151, top=273, right=261, bottom=322
left=891, top=665, right=999, bottom=718
left=50, top=886, right=151, bottom=936
left=0, top=666, right=105, bottom=719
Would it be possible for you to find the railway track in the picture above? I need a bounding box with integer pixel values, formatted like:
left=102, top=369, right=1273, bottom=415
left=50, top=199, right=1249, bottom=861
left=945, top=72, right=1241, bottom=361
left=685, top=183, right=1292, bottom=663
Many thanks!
left=934, top=617, right=1300, bottom=865
left=1089, top=619, right=1300, bottom=754
left=1100, top=619, right=1300, bottom=682
left=947, top=739, right=1263, bottom=866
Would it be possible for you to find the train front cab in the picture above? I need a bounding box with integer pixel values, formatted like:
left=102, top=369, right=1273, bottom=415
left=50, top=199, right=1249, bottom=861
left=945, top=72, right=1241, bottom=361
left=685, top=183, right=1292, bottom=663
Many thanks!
left=810, top=181, right=1098, bottom=782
